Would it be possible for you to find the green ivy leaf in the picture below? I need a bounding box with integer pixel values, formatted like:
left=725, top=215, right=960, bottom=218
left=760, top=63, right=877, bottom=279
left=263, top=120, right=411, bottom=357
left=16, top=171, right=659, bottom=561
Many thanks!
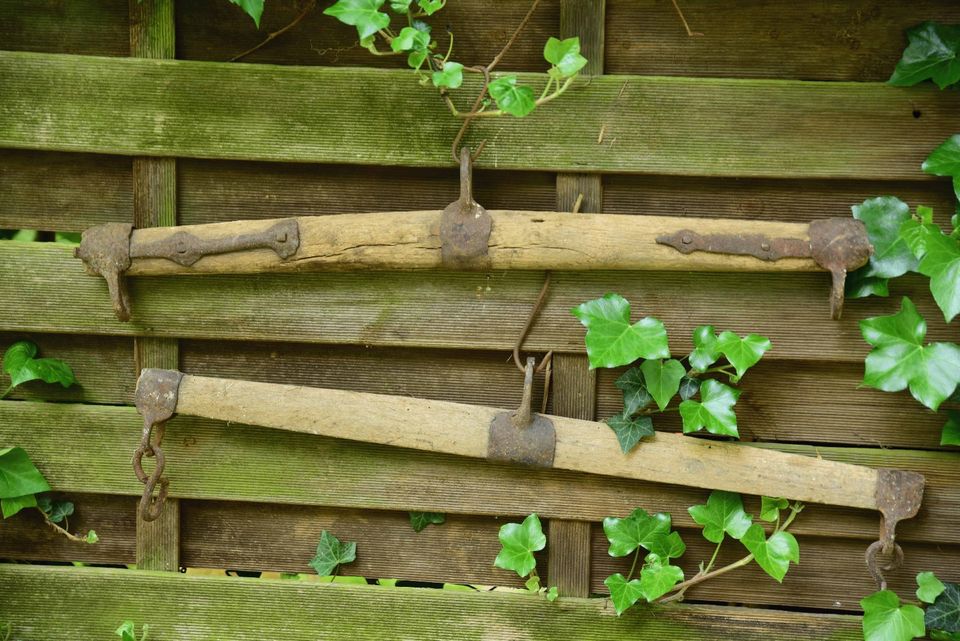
left=604, top=573, right=644, bottom=616
left=571, top=294, right=670, bottom=369
left=853, top=197, right=917, bottom=279
left=37, top=496, right=74, bottom=524
left=525, top=575, right=541, bottom=592
left=2, top=340, right=77, bottom=389
left=389, top=0, right=412, bottom=13
left=432, top=61, right=463, bottom=89
left=861, top=590, right=926, bottom=641
left=888, top=22, right=960, bottom=89
left=85, top=529, right=99, bottom=544
left=602, top=508, right=671, bottom=558
left=115, top=621, right=137, bottom=641
left=614, top=367, right=653, bottom=415
left=911, top=223, right=960, bottom=322
left=391, top=26, right=430, bottom=51
left=639, top=559, right=684, bottom=602
left=639, top=359, right=685, bottom=411
left=860, top=297, right=960, bottom=410
left=229, top=0, right=265, bottom=27
left=918, top=572, right=947, bottom=604
left=942, top=411, right=960, bottom=446
left=323, top=0, right=391, bottom=40
left=740, top=524, right=799, bottom=583
left=688, top=325, right=720, bottom=372
left=488, top=75, right=537, bottom=118
left=1, top=493, right=37, bottom=519
left=605, top=412, right=654, bottom=454
left=543, top=36, right=588, bottom=79
left=644, top=531, right=686, bottom=561
left=308, top=530, right=357, bottom=576
left=417, top=0, right=443, bottom=15
left=679, top=379, right=741, bottom=437
left=409, top=511, right=445, bottom=532
left=931, top=630, right=960, bottom=641
left=688, top=490, right=753, bottom=543
left=678, top=376, right=700, bottom=400
left=494, top=513, right=546, bottom=578
left=846, top=268, right=890, bottom=299
left=545, top=585, right=559, bottom=602
left=927, top=583, right=960, bottom=635
left=760, top=496, right=789, bottom=522
left=715, top=331, right=771, bottom=380
left=0, top=447, right=50, bottom=500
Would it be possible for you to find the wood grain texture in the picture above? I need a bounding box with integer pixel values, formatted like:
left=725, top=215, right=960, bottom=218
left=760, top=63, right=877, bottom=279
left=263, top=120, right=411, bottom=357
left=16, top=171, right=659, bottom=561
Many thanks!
left=0, top=564, right=864, bottom=640
left=2, top=242, right=952, bottom=363
left=3, top=401, right=955, bottom=544
left=0, top=0, right=129, bottom=57
left=2, top=52, right=958, bottom=178
left=546, top=519, right=592, bottom=597
left=551, top=354, right=596, bottom=422
left=605, top=0, right=960, bottom=80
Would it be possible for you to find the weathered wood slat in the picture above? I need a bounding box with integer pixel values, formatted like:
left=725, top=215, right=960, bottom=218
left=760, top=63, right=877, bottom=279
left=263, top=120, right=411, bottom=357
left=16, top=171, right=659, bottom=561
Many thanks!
left=606, top=0, right=960, bottom=80
left=2, top=401, right=956, bottom=543
left=0, top=564, right=864, bottom=640
left=0, top=0, right=129, bottom=57
left=0, top=242, right=950, bottom=362
left=1, top=51, right=957, bottom=177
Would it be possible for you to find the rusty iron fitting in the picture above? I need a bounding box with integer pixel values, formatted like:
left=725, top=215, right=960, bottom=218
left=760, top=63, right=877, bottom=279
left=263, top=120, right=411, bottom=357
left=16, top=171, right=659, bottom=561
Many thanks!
left=865, top=468, right=925, bottom=590
left=133, top=369, right=184, bottom=522
left=74, top=222, right=134, bottom=322
left=439, top=147, right=492, bottom=268
left=487, top=357, right=556, bottom=467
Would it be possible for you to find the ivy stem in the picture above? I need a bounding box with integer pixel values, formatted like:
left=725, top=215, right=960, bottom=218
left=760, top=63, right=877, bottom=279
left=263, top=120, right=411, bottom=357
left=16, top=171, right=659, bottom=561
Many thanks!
left=35, top=507, right=89, bottom=544
left=228, top=0, right=318, bottom=62
left=0, top=385, right=11, bottom=400
left=705, top=539, right=723, bottom=574
left=457, top=76, right=574, bottom=118
left=1, top=622, right=10, bottom=641
left=625, top=547, right=642, bottom=582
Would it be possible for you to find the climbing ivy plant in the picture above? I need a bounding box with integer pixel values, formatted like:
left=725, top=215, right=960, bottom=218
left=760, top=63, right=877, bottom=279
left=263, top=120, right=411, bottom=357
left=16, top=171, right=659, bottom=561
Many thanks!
left=571, top=293, right=770, bottom=452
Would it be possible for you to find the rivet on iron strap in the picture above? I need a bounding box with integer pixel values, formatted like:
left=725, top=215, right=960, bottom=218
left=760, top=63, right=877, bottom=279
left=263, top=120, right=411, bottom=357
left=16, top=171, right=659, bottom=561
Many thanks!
left=488, top=357, right=556, bottom=467
left=133, top=368, right=184, bottom=522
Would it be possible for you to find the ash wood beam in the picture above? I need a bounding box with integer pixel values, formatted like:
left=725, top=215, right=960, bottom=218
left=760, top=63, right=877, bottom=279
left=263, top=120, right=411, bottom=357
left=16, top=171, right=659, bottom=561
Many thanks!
left=129, top=0, right=180, bottom=574
left=0, top=51, right=957, bottom=178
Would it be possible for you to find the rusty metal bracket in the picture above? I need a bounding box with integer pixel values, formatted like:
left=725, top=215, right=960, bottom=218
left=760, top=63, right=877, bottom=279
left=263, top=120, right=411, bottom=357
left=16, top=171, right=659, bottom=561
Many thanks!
left=76, top=219, right=301, bottom=321
left=656, top=217, right=872, bottom=320
left=865, top=468, right=925, bottom=590
left=488, top=357, right=556, bottom=467
left=132, top=368, right=183, bottom=522
left=439, top=147, right=492, bottom=268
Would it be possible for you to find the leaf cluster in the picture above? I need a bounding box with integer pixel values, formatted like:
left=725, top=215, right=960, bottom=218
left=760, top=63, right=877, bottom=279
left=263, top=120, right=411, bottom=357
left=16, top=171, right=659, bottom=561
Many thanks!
left=861, top=573, right=959, bottom=641
left=571, top=294, right=771, bottom=452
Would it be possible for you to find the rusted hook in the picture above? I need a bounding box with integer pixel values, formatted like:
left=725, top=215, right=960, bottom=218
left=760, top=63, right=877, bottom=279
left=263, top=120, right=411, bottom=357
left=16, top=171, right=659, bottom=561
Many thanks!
left=133, top=369, right=183, bottom=522
left=865, top=469, right=925, bottom=590
left=439, top=147, right=493, bottom=268
left=487, top=357, right=556, bottom=467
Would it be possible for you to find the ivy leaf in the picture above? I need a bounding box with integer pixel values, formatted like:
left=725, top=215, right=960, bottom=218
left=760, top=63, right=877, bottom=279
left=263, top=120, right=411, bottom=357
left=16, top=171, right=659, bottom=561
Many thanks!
left=391, top=26, right=430, bottom=52
left=715, top=331, right=771, bottom=380
left=918, top=572, right=947, bottom=604
left=545, top=586, right=559, bottom=602
left=229, top=0, right=265, bottom=27
left=323, top=0, right=391, bottom=40
left=888, top=22, right=960, bottom=89
left=494, top=513, right=546, bottom=578
left=432, top=61, right=463, bottom=89
left=0, top=447, right=50, bottom=500
left=115, top=621, right=137, bottom=641
left=688, top=490, right=753, bottom=543
left=604, top=573, right=644, bottom=616
left=639, top=559, right=684, bottom=602
left=679, top=379, right=741, bottom=437
left=409, top=511, right=445, bottom=532
left=85, top=530, right=99, bottom=544
left=308, top=530, right=357, bottom=576
left=417, top=0, right=443, bottom=15
left=760, top=496, right=789, bottom=522
left=678, top=376, right=700, bottom=400
left=740, top=524, right=799, bottom=582
left=1, top=493, right=37, bottom=519
left=639, top=359, right=685, bottom=411
left=614, top=367, right=653, bottom=415
left=927, top=583, right=960, bottom=634
left=389, top=0, right=412, bottom=12
left=602, top=508, right=671, bottom=558
left=942, top=411, right=960, bottom=447
left=644, top=531, right=686, bottom=561
left=488, top=75, right=537, bottom=118
left=525, top=576, right=541, bottom=592
left=931, top=631, right=960, bottom=641
left=605, top=412, right=654, bottom=454
left=853, top=197, right=917, bottom=279
left=543, top=36, right=587, bottom=79
left=2, top=340, right=76, bottom=389
left=571, top=294, right=670, bottom=369
left=37, top=496, right=74, bottom=524
left=912, top=224, right=960, bottom=322
left=860, top=297, right=960, bottom=410
left=688, top=325, right=720, bottom=372
left=846, top=269, right=890, bottom=299
left=921, top=134, right=960, bottom=201
left=861, top=590, right=926, bottom=641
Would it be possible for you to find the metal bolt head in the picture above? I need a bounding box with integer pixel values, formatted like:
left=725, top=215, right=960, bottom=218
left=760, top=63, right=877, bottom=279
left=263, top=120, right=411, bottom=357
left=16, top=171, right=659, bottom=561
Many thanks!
left=681, top=235, right=693, bottom=245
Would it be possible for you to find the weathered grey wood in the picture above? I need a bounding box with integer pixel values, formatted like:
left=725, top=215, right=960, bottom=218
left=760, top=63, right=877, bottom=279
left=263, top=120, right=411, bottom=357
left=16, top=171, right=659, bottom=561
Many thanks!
left=1, top=51, right=958, bottom=177
left=0, top=0, right=128, bottom=57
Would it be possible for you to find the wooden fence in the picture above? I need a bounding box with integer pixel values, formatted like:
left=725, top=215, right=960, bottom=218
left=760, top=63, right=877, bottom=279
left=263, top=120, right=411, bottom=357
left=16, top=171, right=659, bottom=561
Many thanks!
left=1, top=0, right=959, bottom=638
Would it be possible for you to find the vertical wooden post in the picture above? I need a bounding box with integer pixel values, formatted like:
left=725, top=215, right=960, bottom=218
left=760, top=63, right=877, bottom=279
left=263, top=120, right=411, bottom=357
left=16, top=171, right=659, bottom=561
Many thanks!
left=547, top=0, right=605, bottom=599
left=130, top=0, right=180, bottom=573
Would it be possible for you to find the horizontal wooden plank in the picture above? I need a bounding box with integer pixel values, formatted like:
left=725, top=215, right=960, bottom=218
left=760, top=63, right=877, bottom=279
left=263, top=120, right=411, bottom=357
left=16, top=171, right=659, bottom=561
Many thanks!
left=0, top=242, right=951, bottom=363
left=592, top=525, right=960, bottom=611
left=0, top=0, right=128, bottom=57
left=2, top=52, right=957, bottom=178
left=178, top=0, right=557, bottom=71
left=0, top=564, right=863, bottom=640
left=606, top=0, right=960, bottom=81
left=2, top=401, right=956, bottom=543
left=0, top=333, right=134, bottom=404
